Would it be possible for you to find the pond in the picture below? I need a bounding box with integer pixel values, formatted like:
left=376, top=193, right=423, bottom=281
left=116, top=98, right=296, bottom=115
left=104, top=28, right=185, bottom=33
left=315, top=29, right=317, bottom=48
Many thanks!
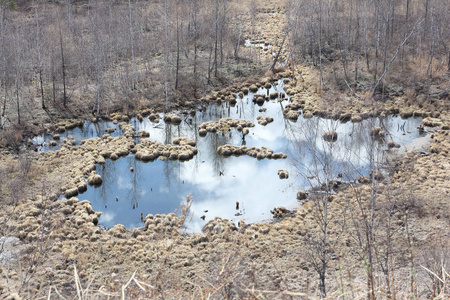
left=36, top=80, right=424, bottom=232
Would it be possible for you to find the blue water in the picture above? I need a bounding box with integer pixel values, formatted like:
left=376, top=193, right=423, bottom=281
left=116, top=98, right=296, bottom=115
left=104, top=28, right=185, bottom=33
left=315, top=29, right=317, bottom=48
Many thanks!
left=41, top=80, right=424, bottom=232
left=33, top=120, right=122, bottom=151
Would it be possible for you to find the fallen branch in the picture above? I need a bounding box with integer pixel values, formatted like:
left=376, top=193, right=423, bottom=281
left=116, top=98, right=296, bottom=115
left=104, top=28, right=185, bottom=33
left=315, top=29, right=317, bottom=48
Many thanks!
left=271, top=28, right=290, bottom=71
left=344, top=79, right=361, bottom=99
left=371, top=19, right=424, bottom=97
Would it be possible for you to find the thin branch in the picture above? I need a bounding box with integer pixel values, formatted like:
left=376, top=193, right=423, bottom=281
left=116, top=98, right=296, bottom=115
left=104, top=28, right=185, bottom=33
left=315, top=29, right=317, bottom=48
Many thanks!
left=74, top=264, right=82, bottom=300
left=271, top=28, right=290, bottom=71
left=121, top=270, right=137, bottom=299
left=371, top=19, right=424, bottom=97
left=421, top=265, right=445, bottom=284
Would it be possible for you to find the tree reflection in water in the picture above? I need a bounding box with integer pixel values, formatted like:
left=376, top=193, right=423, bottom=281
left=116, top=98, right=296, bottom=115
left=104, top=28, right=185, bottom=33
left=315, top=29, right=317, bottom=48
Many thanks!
left=54, top=80, right=423, bottom=231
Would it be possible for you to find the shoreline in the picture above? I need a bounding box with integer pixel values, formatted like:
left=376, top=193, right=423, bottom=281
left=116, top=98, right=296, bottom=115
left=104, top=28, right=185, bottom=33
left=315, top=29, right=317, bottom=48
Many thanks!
left=386, top=129, right=433, bottom=159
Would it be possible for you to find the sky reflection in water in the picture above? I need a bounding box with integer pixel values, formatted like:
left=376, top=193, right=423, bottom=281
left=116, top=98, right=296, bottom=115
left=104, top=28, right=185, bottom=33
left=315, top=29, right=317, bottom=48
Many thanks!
left=33, top=120, right=122, bottom=151
left=44, top=80, right=423, bottom=231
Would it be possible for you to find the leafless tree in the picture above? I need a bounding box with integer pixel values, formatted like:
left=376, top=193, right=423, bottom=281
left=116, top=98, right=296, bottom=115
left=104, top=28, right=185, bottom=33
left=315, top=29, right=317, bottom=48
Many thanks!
left=292, top=118, right=348, bottom=297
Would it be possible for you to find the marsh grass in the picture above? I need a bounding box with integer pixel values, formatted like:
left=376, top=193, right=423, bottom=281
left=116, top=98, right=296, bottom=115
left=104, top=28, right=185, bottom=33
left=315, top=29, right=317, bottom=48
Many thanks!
left=48, top=260, right=448, bottom=299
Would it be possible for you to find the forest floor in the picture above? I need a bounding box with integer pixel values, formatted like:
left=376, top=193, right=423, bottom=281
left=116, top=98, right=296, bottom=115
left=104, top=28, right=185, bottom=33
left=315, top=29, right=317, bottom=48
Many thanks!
left=0, top=0, right=449, bottom=299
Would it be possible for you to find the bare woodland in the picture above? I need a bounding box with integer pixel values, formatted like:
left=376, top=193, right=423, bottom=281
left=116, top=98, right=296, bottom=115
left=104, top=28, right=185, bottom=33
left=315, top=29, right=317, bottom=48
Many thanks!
left=0, top=0, right=449, bottom=128
left=0, top=0, right=253, bottom=130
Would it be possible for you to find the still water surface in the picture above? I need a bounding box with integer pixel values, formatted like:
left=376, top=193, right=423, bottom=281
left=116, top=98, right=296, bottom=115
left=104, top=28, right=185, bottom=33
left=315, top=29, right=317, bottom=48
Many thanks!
left=37, top=80, right=423, bottom=232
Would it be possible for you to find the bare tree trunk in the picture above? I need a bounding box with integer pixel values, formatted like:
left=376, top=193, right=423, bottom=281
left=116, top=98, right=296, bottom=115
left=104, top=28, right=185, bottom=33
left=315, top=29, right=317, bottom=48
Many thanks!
left=35, top=5, right=45, bottom=110
left=214, top=0, right=218, bottom=78
left=426, top=7, right=435, bottom=79
left=234, top=25, right=242, bottom=60
left=128, top=0, right=136, bottom=89
left=1, top=49, right=6, bottom=118
left=208, top=41, right=213, bottom=85
left=405, top=0, right=410, bottom=23
left=390, top=0, right=395, bottom=39
left=381, top=189, right=395, bottom=298
left=318, top=193, right=328, bottom=298
left=39, top=69, right=45, bottom=110
left=424, top=0, right=430, bottom=37
left=194, top=42, right=198, bottom=75
left=348, top=0, right=353, bottom=47
left=1, top=81, right=5, bottom=118
left=50, top=46, right=56, bottom=104
left=219, top=0, right=227, bottom=66
left=219, top=16, right=223, bottom=66
left=318, top=0, right=323, bottom=87
left=355, top=11, right=360, bottom=82
left=175, top=8, right=180, bottom=90
left=310, top=14, right=316, bottom=66
left=363, top=0, right=370, bottom=70
left=95, top=70, right=102, bottom=117
left=52, top=68, right=56, bottom=104
left=192, top=0, right=198, bottom=76
left=373, top=1, right=380, bottom=87
left=0, top=7, right=4, bottom=119
left=120, top=64, right=129, bottom=115
left=367, top=180, right=377, bottom=300
left=65, top=0, right=73, bottom=31
left=163, top=0, right=170, bottom=111
left=59, top=26, right=67, bottom=107
left=15, top=80, right=20, bottom=125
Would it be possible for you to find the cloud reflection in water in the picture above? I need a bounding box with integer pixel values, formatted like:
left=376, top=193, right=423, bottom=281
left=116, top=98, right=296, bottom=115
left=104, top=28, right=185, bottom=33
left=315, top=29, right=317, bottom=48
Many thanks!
left=73, top=80, right=424, bottom=231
